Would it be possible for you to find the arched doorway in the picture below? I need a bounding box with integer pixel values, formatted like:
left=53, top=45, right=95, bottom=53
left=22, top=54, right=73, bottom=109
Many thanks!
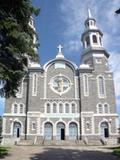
left=57, top=122, right=65, bottom=140
left=100, top=122, right=109, bottom=138
left=44, top=122, right=53, bottom=140
left=13, top=122, right=21, bottom=138
left=69, top=122, right=78, bottom=140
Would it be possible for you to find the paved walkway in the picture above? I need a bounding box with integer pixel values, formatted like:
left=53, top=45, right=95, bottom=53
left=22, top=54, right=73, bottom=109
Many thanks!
left=2, top=146, right=120, bottom=160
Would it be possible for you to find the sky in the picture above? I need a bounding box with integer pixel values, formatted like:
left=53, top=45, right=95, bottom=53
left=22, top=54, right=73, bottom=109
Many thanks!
left=0, top=0, right=120, bottom=119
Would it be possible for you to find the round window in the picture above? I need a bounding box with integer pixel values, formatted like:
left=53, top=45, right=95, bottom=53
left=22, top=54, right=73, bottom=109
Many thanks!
left=51, top=75, right=70, bottom=95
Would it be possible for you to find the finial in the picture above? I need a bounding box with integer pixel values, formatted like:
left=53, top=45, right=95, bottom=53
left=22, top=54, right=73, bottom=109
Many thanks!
left=56, top=44, right=64, bottom=59
left=57, top=44, right=63, bottom=53
left=88, top=8, right=92, bottom=18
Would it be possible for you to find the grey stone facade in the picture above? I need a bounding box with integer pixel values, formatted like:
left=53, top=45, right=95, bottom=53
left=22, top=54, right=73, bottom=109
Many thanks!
left=2, top=10, right=119, bottom=145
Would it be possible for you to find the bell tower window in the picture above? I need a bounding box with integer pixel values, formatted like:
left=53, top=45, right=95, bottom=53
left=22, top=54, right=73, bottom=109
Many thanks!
left=87, top=22, right=89, bottom=27
left=86, top=36, right=90, bottom=47
left=93, top=35, right=97, bottom=43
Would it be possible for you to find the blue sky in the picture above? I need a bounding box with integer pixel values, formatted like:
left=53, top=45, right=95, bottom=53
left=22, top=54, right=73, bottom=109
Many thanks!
left=0, top=0, right=120, bottom=118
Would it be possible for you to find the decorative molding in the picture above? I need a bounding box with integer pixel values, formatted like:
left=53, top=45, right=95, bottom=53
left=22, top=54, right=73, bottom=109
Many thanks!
left=83, top=74, right=89, bottom=96
left=94, top=113, right=118, bottom=117
left=32, top=73, right=38, bottom=96
left=48, top=73, right=72, bottom=96
left=3, top=113, right=26, bottom=117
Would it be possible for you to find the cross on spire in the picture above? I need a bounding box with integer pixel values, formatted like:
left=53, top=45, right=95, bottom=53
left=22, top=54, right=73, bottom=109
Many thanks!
left=57, top=44, right=63, bottom=53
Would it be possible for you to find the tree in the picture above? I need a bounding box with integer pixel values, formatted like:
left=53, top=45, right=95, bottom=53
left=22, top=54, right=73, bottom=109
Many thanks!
left=0, top=0, right=40, bottom=97
left=0, top=116, right=2, bottom=137
left=115, top=8, right=120, bottom=14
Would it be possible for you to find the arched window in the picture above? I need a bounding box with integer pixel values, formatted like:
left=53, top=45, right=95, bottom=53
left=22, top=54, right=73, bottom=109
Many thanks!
left=32, top=73, right=37, bottom=96
left=13, top=104, right=18, bottom=114
left=83, top=74, right=89, bottom=96
left=71, top=103, right=76, bottom=113
left=98, top=76, right=105, bottom=97
left=104, top=104, right=109, bottom=113
left=53, top=103, right=57, bottom=113
left=86, top=36, right=90, bottom=47
left=59, top=103, right=63, bottom=113
left=65, top=103, right=69, bottom=113
left=46, top=103, right=51, bottom=113
left=97, top=104, right=103, bottom=114
left=87, top=22, right=89, bottom=27
left=19, top=104, right=24, bottom=114
left=93, top=35, right=97, bottom=43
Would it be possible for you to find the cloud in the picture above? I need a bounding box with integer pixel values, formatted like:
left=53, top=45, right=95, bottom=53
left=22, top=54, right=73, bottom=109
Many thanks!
left=60, top=0, right=120, bottom=117
left=60, top=0, right=120, bottom=52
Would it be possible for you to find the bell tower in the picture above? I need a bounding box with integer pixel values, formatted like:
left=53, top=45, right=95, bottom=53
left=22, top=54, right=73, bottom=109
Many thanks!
left=80, top=9, right=109, bottom=70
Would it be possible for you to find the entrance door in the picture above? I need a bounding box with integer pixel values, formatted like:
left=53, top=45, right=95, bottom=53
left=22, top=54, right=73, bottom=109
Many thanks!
left=13, top=122, right=21, bottom=138
left=100, top=122, right=109, bottom=138
left=69, top=122, right=78, bottom=140
left=61, top=128, right=65, bottom=140
left=44, top=122, right=53, bottom=140
left=57, top=122, right=65, bottom=140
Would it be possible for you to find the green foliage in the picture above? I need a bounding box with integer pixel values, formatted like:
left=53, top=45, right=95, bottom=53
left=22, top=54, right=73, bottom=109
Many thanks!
left=0, top=0, right=40, bottom=97
left=0, top=147, right=9, bottom=158
left=113, top=147, right=120, bottom=157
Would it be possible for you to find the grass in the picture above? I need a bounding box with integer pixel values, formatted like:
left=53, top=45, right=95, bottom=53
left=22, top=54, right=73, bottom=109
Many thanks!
left=0, top=146, right=9, bottom=157
left=113, top=147, right=120, bottom=157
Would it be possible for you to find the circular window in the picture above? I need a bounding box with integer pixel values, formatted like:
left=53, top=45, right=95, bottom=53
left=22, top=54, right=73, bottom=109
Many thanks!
left=50, top=75, right=70, bottom=95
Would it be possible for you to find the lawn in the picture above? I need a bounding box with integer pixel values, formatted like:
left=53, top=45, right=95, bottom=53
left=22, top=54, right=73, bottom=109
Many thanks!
left=0, top=146, right=9, bottom=157
left=113, top=147, right=120, bottom=157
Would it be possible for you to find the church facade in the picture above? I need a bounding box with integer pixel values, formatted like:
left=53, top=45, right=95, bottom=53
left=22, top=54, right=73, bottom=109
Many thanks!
left=2, top=10, right=119, bottom=145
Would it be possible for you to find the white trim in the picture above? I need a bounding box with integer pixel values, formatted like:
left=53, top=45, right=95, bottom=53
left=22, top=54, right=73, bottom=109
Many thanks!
left=49, top=73, right=72, bottom=96
left=41, top=113, right=79, bottom=118
left=2, top=117, right=6, bottom=135
left=98, top=119, right=111, bottom=135
left=43, top=101, right=77, bottom=114
left=37, top=117, right=40, bottom=135
left=44, top=72, right=47, bottom=99
left=83, top=74, right=89, bottom=96
left=94, top=113, right=118, bottom=117
left=92, top=116, right=95, bottom=134
left=42, top=120, right=54, bottom=136
left=11, top=102, right=25, bottom=115
left=92, top=54, right=105, bottom=57
left=74, top=76, right=78, bottom=99
left=97, top=75, right=106, bottom=98
left=68, top=120, right=80, bottom=136
left=10, top=119, right=24, bottom=136
left=3, top=113, right=26, bottom=117
left=31, top=121, right=36, bottom=130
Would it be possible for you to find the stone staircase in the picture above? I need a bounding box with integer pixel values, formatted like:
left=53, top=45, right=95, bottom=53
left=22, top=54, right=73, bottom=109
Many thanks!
left=14, top=137, right=119, bottom=146
left=17, top=139, right=86, bottom=146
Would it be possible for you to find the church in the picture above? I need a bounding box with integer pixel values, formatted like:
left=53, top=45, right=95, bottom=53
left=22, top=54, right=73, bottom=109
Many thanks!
left=2, top=10, right=119, bottom=145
